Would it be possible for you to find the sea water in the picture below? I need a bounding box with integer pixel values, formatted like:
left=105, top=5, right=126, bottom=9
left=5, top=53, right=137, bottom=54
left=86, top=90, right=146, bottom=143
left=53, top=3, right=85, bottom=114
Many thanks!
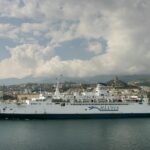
left=0, top=119, right=150, bottom=150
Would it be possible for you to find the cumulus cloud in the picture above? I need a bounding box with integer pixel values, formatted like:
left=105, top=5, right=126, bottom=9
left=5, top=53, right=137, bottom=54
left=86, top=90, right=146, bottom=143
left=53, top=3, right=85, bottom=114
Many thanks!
left=0, top=43, right=54, bottom=78
left=87, top=41, right=103, bottom=55
left=0, top=0, right=150, bottom=79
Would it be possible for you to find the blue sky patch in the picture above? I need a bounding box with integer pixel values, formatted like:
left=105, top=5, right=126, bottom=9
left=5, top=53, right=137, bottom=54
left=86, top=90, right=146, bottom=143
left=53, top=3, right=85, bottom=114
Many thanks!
left=55, top=38, right=95, bottom=60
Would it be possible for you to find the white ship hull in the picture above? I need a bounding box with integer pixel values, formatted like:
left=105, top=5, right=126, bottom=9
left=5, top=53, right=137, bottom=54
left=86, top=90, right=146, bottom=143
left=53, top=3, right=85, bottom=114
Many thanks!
left=1, top=103, right=150, bottom=119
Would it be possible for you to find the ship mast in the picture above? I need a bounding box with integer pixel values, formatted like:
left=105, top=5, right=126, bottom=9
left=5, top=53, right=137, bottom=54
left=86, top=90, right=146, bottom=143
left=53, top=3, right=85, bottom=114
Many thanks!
left=54, top=80, right=60, bottom=96
left=54, top=77, right=61, bottom=99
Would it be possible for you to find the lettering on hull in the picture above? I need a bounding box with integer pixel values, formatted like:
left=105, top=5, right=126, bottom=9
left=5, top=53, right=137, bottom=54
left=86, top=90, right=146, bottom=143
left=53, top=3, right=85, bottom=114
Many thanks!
left=88, top=105, right=119, bottom=111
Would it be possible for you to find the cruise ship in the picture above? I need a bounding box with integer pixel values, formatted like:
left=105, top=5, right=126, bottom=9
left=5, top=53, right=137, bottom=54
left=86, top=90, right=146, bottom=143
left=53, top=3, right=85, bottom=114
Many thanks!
left=0, top=81, right=150, bottom=119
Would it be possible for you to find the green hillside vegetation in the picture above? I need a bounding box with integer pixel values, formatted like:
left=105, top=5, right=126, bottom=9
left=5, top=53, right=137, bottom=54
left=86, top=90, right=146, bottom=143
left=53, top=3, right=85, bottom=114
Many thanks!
left=128, top=78, right=150, bottom=86
left=136, top=79, right=150, bottom=86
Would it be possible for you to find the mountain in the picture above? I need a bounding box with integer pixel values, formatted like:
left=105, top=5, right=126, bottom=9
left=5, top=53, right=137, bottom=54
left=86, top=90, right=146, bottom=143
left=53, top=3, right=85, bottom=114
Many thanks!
left=0, top=74, right=150, bottom=85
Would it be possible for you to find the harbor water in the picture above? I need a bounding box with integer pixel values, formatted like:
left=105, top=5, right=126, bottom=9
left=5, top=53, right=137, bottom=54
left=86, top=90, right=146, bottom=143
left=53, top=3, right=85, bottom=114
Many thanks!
left=0, top=119, right=150, bottom=150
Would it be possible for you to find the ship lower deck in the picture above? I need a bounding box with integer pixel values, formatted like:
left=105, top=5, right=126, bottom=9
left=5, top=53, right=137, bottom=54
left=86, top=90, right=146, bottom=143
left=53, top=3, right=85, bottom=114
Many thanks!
left=1, top=113, right=150, bottom=120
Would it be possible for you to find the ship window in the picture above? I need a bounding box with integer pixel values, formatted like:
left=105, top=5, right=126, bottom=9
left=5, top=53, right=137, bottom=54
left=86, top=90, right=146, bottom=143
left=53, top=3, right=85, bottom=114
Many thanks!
left=31, top=103, right=37, bottom=105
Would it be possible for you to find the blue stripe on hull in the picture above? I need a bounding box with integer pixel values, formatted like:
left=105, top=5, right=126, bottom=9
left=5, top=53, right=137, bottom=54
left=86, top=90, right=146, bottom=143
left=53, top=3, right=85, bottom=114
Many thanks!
left=1, top=113, right=150, bottom=119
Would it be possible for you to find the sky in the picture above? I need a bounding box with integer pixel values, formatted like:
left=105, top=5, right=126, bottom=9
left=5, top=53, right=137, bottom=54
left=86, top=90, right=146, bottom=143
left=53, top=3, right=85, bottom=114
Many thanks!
left=0, top=0, right=150, bottom=79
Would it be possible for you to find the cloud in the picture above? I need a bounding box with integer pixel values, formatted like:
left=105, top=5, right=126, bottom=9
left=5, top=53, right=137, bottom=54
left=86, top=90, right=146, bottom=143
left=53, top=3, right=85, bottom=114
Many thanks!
left=88, top=42, right=102, bottom=55
left=0, top=23, right=18, bottom=40
left=0, top=43, right=54, bottom=78
left=87, top=40, right=105, bottom=55
left=0, top=0, right=150, bottom=79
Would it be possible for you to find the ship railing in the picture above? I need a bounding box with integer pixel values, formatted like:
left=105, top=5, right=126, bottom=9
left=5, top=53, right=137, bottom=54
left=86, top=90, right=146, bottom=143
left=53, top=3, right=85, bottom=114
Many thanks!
left=70, top=102, right=129, bottom=105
